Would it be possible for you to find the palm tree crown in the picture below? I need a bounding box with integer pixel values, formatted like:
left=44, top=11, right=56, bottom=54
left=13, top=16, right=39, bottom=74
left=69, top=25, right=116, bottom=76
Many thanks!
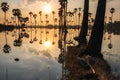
left=1, top=2, right=9, bottom=12
left=110, top=8, right=115, bottom=14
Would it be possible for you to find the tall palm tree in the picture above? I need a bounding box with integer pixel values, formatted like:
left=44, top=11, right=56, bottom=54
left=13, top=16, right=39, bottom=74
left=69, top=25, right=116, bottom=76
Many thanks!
left=78, top=8, right=81, bottom=34
left=52, top=11, right=55, bottom=26
left=11, top=17, right=14, bottom=25
left=85, top=0, right=107, bottom=58
left=52, top=11, right=56, bottom=45
left=33, top=14, right=37, bottom=41
left=74, top=8, right=78, bottom=26
left=108, top=8, right=115, bottom=49
left=3, top=30, right=11, bottom=53
left=39, top=30, right=43, bottom=44
left=88, top=12, right=92, bottom=26
left=12, top=9, right=21, bottom=26
left=39, top=11, right=42, bottom=26
left=45, top=14, right=49, bottom=41
left=75, top=0, right=89, bottom=46
left=12, top=9, right=17, bottom=25
left=33, top=14, right=37, bottom=26
left=29, top=12, right=33, bottom=26
left=1, top=2, right=9, bottom=25
left=78, top=8, right=81, bottom=27
left=110, top=8, right=115, bottom=23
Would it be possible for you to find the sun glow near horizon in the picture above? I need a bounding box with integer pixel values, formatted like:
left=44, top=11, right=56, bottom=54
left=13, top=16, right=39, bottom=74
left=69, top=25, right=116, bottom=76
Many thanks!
left=43, top=4, right=51, bottom=13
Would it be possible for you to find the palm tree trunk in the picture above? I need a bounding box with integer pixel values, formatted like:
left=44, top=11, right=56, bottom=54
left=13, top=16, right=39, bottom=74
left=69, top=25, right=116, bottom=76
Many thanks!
left=86, top=0, right=106, bottom=57
left=77, top=0, right=89, bottom=46
left=63, top=0, right=68, bottom=42
left=5, top=31, right=7, bottom=44
left=4, top=12, right=6, bottom=25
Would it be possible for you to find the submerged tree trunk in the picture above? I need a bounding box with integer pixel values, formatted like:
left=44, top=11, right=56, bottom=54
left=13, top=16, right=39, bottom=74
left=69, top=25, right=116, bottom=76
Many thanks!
left=86, top=0, right=106, bottom=58
left=75, top=0, right=89, bottom=46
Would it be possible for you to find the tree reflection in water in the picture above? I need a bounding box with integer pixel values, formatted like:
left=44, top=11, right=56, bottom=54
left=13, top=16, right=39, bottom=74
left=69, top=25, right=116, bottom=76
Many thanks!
left=3, top=28, right=11, bottom=53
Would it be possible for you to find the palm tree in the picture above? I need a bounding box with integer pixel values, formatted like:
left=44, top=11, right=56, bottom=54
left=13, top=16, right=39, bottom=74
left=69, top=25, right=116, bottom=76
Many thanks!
left=3, top=31, right=11, bottom=53
left=29, top=27, right=33, bottom=44
left=78, top=8, right=81, bottom=34
left=107, top=8, right=115, bottom=49
left=110, top=8, right=115, bottom=23
left=11, top=17, right=14, bottom=25
left=29, top=12, right=33, bottom=26
left=88, top=12, right=92, bottom=26
left=39, top=30, right=43, bottom=44
left=39, top=11, right=42, bottom=26
left=52, top=11, right=55, bottom=26
left=75, top=0, right=89, bottom=46
left=78, top=8, right=81, bottom=27
left=12, top=9, right=17, bottom=25
left=1, top=2, right=9, bottom=25
left=12, top=9, right=21, bottom=26
left=85, top=0, right=107, bottom=58
left=33, top=14, right=37, bottom=41
left=74, top=8, right=78, bottom=26
left=33, top=14, right=37, bottom=26
left=45, top=14, right=49, bottom=41
left=52, top=11, right=56, bottom=45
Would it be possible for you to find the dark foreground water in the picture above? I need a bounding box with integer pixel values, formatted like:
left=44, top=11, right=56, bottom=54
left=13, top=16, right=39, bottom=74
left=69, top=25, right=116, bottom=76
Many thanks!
left=0, top=28, right=120, bottom=80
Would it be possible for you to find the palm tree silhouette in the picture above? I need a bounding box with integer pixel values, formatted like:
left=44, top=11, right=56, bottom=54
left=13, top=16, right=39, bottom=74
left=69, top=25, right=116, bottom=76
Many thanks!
left=78, top=8, right=81, bottom=31
left=52, top=11, right=56, bottom=45
left=1, top=2, right=9, bottom=25
left=52, top=11, right=55, bottom=26
left=110, top=8, right=115, bottom=22
left=11, top=17, right=14, bottom=25
left=108, top=8, right=115, bottom=49
left=45, top=14, right=49, bottom=41
left=39, top=30, right=43, bottom=44
left=88, top=12, right=92, bottom=27
left=29, top=27, right=33, bottom=44
left=12, top=9, right=21, bottom=26
left=75, top=0, right=89, bottom=46
left=33, top=14, right=38, bottom=41
left=39, top=11, right=42, bottom=26
left=3, top=31, right=11, bottom=53
left=74, top=8, right=78, bottom=27
left=29, top=12, right=33, bottom=26
left=85, top=0, right=107, bottom=58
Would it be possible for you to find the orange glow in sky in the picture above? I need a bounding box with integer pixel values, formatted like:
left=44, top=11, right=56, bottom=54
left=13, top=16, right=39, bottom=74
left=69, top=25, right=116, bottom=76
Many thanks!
left=43, top=4, right=51, bottom=13
left=44, top=41, right=51, bottom=48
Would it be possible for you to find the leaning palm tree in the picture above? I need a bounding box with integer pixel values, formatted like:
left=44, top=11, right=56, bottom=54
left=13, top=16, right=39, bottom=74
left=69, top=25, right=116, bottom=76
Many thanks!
left=1, top=2, right=9, bottom=25
left=75, top=0, right=89, bottom=46
left=84, top=0, right=107, bottom=58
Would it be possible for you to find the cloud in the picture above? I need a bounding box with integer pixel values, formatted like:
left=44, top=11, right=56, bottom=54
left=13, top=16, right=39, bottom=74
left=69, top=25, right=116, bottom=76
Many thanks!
left=25, top=0, right=51, bottom=5
left=91, top=0, right=113, bottom=2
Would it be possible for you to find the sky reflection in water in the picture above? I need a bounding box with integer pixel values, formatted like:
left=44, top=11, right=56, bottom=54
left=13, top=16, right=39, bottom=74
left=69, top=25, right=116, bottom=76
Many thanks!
left=0, top=28, right=120, bottom=79
left=0, top=29, right=61, bottom=80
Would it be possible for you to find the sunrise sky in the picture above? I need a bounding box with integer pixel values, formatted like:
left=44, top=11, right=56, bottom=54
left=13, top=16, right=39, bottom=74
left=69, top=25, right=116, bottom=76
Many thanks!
left=0, top=0, right=120, bottom=24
